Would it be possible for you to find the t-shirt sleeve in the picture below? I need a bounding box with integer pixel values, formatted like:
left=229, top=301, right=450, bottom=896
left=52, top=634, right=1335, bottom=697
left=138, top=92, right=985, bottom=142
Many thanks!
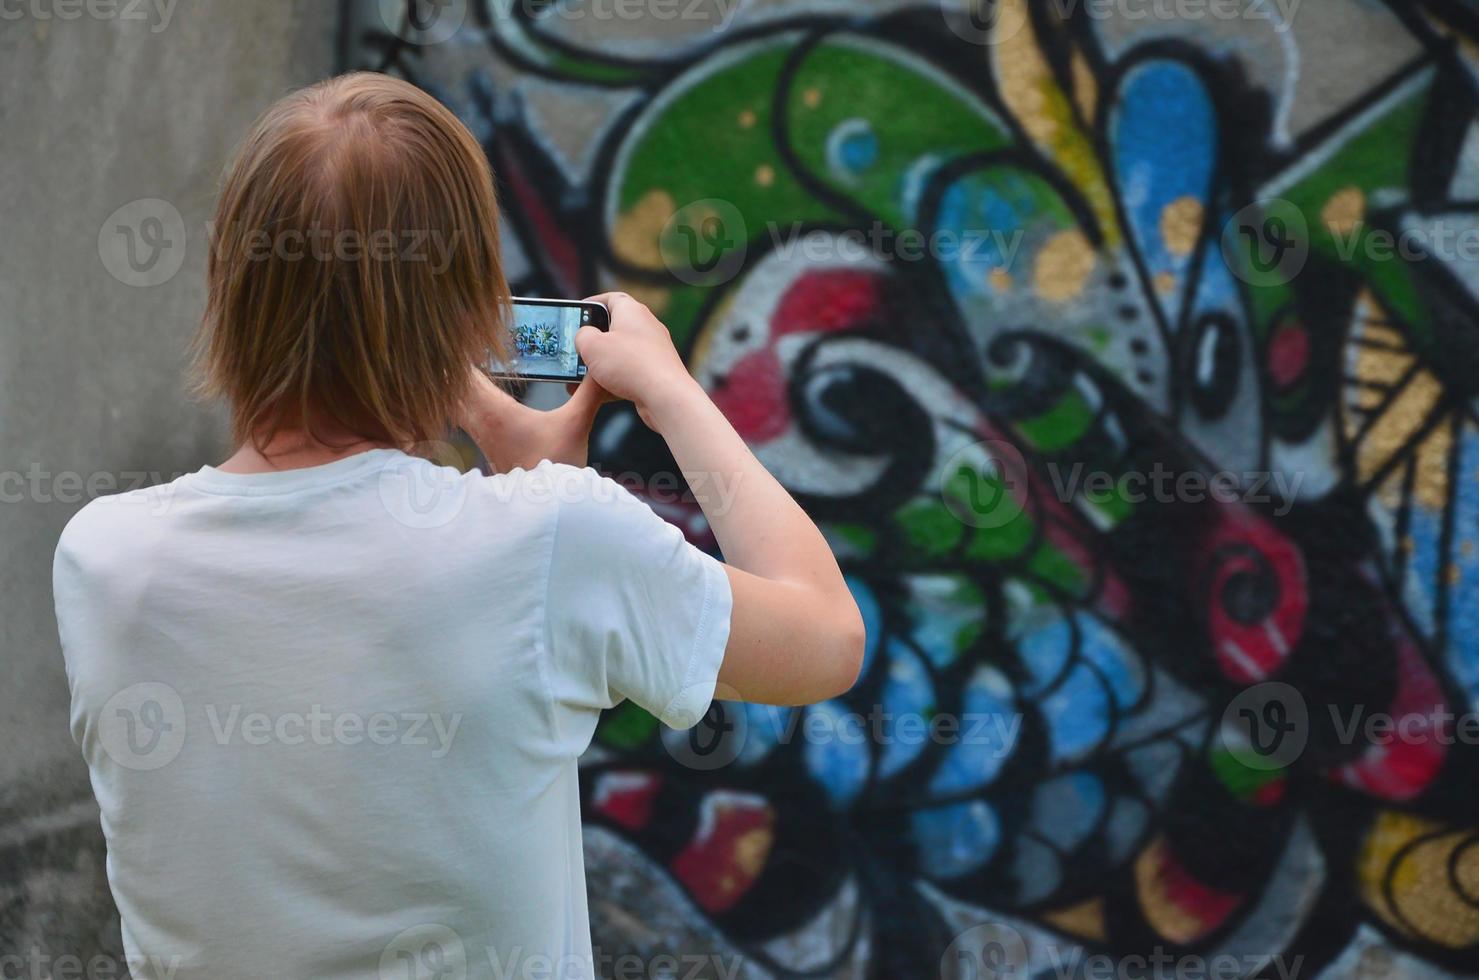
left=541, top=464, right=732, bottom=735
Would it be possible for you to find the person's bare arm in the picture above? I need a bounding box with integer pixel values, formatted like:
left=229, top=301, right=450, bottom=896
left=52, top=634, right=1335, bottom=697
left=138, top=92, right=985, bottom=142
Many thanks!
left=579, top=293, right=865, bottom=705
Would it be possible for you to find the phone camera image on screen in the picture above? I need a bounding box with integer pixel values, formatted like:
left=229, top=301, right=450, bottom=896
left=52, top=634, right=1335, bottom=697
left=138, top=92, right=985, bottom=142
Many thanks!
left=490, top=302, right=587, bottom=382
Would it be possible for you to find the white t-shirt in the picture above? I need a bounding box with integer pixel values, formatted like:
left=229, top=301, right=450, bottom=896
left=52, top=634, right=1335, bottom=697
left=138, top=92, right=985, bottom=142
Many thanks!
left=52, top=450, right=732, bottom=980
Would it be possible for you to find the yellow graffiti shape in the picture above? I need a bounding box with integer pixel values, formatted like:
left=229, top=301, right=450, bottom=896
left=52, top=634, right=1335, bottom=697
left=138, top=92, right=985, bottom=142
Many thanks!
left=1359, top=811, right=1479, bottom=949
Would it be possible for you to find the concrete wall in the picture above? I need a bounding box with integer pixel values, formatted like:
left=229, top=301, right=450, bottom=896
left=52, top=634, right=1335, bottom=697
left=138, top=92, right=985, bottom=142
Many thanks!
left=0, top=1, right=335, bottom=964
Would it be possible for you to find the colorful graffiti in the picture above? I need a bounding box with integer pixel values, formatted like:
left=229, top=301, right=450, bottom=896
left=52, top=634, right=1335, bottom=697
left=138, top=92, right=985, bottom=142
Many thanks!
left=350, top=0, right=1479, bottom=974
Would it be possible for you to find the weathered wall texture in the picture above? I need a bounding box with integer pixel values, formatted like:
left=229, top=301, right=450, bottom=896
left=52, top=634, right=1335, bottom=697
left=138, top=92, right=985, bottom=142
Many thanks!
left=346, top=0, right=1479, bottom=976
left=0, top=1, right=335, bottom=968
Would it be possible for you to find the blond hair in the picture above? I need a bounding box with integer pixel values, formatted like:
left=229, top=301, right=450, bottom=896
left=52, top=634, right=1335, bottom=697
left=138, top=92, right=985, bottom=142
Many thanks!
left=194, top=72, right=509, bottom=449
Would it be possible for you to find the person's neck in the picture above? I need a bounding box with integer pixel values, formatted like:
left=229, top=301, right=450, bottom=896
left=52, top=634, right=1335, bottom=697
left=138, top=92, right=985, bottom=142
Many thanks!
left=217, top=420, right=398, bottom=475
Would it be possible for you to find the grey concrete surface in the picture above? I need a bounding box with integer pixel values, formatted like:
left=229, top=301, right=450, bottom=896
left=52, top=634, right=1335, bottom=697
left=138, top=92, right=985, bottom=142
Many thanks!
left=0, top=0, right=336, bottom=960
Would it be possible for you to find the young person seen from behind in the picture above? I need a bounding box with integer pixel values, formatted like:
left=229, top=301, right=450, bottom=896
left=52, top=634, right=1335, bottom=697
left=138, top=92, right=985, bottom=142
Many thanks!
left=53, top=73, right=864, bottom=979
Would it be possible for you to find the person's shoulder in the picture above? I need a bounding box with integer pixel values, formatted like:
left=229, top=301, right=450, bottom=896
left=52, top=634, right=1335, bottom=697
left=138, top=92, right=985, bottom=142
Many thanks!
left=481, top=460, right=667, bottom=546
left=57, top=481, right=178, bottom=539
left=479, top=460, right=635, bottom=509
left=53, top=480, right=182, bottom=578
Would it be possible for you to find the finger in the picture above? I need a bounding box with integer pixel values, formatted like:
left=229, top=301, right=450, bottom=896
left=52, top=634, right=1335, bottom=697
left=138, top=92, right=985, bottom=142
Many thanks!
left=549, top=379, right=610, bottom=446
left=582, top=291, right=628, bottom=306
left=583, top=292, right=637, bottom=318
left=563, top=379, right=610, bottom=401
left=563, top=375, right=613, bottom=416
left=574, top=324, right=605, bottom=357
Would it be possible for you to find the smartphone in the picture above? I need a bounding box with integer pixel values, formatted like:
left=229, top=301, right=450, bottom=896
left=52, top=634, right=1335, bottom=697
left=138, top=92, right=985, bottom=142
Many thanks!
left=489, top=297, right=609, bottom=383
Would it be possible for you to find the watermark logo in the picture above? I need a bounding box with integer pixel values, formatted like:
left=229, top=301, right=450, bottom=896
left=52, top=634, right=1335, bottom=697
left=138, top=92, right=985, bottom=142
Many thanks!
left=222, top=222, right=464, bottom=273
left=203, top=705, right=462, bottom=757
left=1219, top=681, right=1308, bottom=771
left=0, top=464, right=185, bottom=512
left=1222, top=198, right=1309, bottom=286
left=661, top=683, right=749, bottom=770
left=940, top=922, right=1029, bottom=979
left=377, top=441, right=468, bottom=529
left=378, top=0, right=466, bottom=45
left=660, top=198, right=747, bottom=286
left=940, top=439, right=1028, bottom=529
left=0, top=0, right=179, bottom=33
left=380, top=924, right=468, bottom=980
left=0, top=946, right=184, bottom=979
left=98, top=198, right=186, bottom=288
left=939, top=0, right=1030, bottom=47
left=944, top=0, right=1302, bottom=45
left=517, top=0, right=741, bottom=31
left=765, top=221, right=1025, bottom=267
left=939, top=927, right=1312, bottom=980
left=99, top=681, right=186, bottom=771
left=1046, top=462, right=1302, bottom=518
left=661, top=695, right=1025, bottom=771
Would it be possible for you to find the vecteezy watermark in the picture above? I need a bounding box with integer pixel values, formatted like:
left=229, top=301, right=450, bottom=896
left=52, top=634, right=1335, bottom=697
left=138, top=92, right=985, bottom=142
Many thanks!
left=766, top=221, right=1027, bottom=269
left=656, top=205, right=1028, bottom=288
left=99, top=199, right=474, bottom=288
left=940, top=921, right=1029, bottom=980
left=939, top=922, right=1308, bottom=980
left=605, top=468, right=744, bottom=515
left=1068, top=0, right=1302, bottom=27
left=0, top=946, right=184, bottom=980
left=662, top=686, right=1025, bottom=771
left=380, top=924, right=468, bottom=980
left=941, top=0, right=1301, bottom=47
left=228, top=223, right=465, bottom=274
left=500, top=0, right=742, bottom=32
left=937, top=442, right=1305, bottom=527
left=1045, top=461, right=1304, bottom=518
left=0, top=0, right=178, bottom=32
left=1041, top=944, right=1307, bottom=980
left=1222, top=198, right=1310, bottom=287
left=204, top=705, right=462, bottom=758
left=939, top=439, right=1030, bottom=530
left=0, top=464, right=187, bottom=509
left=939, top=0, right=1028, bottom=46
left=661, top=683, right=749, bottom=770
left=1221, top=681, right=1479, bottom=771
left=1223, top=197, right=1479, bottom=286
left=377, top=445, right=748, bottom=531
left=99, top=682, right=188, bottom=771
left=378, top=930, right=746, bottom=980
left=1323, top=213, right=1479, bottom=265
left=377, top=0, right=467, bottom=45
left=97, top=682, right=464, bottom=771
left=1219, top=682, right=1309, bottom=772
left=660, top=198, right=748, bottom=286
left=98, top=198, right=187, bottom=287
left=378, top=441, right=471, bottom=530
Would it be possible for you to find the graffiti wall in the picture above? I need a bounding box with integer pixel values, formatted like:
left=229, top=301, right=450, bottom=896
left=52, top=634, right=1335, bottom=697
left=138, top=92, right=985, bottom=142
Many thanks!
left=349, top=0, right=1478, bottom=975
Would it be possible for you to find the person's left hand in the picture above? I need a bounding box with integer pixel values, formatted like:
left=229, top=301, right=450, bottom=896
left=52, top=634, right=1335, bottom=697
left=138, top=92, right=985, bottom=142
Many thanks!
left=456, top=368, right=611, bottom=472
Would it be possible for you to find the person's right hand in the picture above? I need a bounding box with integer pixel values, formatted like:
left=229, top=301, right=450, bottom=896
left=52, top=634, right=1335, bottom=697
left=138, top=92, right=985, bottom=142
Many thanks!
left=576, top=292, right=701, bottom=429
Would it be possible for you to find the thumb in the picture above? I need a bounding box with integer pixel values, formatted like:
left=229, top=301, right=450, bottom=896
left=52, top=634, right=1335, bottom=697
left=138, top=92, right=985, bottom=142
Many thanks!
left=562, top=375, right=611, bottom=418
left=574, top=324, right=605, bottom=359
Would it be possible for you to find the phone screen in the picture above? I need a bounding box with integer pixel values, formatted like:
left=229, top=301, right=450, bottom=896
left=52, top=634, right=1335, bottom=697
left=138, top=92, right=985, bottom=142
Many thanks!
left=489, top=298, right=607, bottom=383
